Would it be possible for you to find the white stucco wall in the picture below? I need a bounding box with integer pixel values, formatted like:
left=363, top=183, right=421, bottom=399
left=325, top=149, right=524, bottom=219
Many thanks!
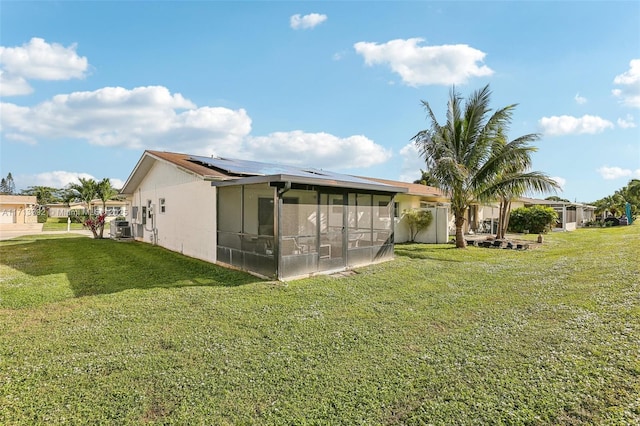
left=128, top=161, right=217, bottom=263
left=394, top=194, right=449, bottom=243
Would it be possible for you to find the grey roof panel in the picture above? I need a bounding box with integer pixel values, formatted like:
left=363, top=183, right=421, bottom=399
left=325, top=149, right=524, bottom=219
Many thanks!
left=189, top=155, right=388, bottom=186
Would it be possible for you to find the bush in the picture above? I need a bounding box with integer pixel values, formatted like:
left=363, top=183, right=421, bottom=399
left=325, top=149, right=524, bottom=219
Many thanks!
left=68, top=215, right=86, bottom=224
left=403, top=209, right=433, bottom=242
left=37, top=213, right=48, bottom=223
left=604, top=217, right=620, bottom=227
left=509, top=205, right=558, bottom=234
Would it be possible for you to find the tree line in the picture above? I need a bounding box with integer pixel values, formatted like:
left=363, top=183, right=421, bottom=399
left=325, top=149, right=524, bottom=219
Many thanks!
left=0, top=173, right=121, bottom=239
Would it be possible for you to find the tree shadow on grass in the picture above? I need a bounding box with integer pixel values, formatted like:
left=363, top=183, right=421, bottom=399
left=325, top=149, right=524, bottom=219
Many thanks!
left=394, top=243, right=463, bottom=262
left=0, top=235, right=261, bottom=298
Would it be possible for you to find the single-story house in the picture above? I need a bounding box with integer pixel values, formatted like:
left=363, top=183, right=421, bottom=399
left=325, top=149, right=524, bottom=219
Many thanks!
left=519, top=197, right=596, bottom=231
left=120, top=150, right=407, bottom=280
left=363, top=177, right=450, bottom=243
left=0, top=194, right=40, bottom=232
left=466, top=197, right=596, bottom=234
left=47, top=200, right=129, bottom=221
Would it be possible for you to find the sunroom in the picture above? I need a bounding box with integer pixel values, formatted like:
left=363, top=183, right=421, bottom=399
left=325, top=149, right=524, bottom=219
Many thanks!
left=203, top=157, right=406, bottom=280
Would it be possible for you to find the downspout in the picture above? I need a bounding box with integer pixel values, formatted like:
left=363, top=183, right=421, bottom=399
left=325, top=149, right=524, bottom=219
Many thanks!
left=278, top=181, right=292, bottom=197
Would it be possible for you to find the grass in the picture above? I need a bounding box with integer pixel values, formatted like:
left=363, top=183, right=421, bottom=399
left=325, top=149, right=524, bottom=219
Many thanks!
left=1, top=226, right=638, bottom=425
left=41, top=218, right=85, bottom=231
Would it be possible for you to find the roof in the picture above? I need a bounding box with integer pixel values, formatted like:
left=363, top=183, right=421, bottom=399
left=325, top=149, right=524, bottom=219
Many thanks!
left=120, top=150, right=233, bottom=194
left=519, top=197, right=596, bottom=209
left=360, top=176, right=447, bottom=199
left=0, top=194, right=37, bottom=204
left=121, top=150, right=407, bottom=195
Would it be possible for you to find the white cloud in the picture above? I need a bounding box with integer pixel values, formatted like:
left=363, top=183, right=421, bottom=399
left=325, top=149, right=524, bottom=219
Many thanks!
left=538, top=114, right=614, bottom=136
left=0, top=86, right=251, bottom=154
left=16, top=171, right=125, bottom=191
left=574, top=93, right=587, bottom=105
left=332, top=51, right=346, bottom=61
left=353, top=38, right=493, bottom=86
left=617, top=114, right=637, bottom=128
left=243, top=131, right=391, bottom=169
left=0, top=70, right=32, bottom=96
left=549, top=176, right=566, bottom=190
left=398, top=142, right=424, bottom=182
left=0, top=37, right=89, bottom=96
left=1, top=85, right=391, bottom=171
left=612, top=59, right=640, bottom=108
left=597, top=166, right=640, bottom=180
left=18, top=171, right=95, bottom=189
left=2, top=132, right=37, bottom=145
left=290, top=13, right=327, bottom=30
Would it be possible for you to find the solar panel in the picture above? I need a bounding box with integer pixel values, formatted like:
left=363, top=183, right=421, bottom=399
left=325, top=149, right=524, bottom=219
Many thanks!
left=188, top=155, right=383, bottom=186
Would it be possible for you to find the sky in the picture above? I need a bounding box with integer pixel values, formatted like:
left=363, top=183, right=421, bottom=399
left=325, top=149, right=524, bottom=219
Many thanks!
left=1, top=1, right=639, bottom=204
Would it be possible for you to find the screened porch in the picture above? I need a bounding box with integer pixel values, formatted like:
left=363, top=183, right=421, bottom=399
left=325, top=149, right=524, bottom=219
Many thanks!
left=216, top=182, right=398, bottom=280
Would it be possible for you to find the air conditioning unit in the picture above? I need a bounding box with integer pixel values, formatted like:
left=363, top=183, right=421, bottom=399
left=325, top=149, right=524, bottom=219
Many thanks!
left=110, top=220, right=132, bottom=239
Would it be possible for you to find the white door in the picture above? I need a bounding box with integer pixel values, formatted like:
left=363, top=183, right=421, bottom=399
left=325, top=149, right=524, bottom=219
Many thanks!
left=0, top=209, right=16, bottom=224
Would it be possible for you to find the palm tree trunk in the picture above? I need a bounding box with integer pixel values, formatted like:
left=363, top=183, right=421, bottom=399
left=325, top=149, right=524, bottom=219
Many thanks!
left=502, top=202, right=512, bottom=238
left=496, top=200, right=504, bottom=239
left=499, top=201, right=510, bottom=239
left=455, top=214, right=467, bottom=248
left=99, top=201, right=107, bottom=238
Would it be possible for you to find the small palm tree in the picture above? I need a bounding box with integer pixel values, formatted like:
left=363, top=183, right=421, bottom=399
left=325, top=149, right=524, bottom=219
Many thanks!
left=67, top=178, right=100, bottom=238
left=67, top=178, right=98, bottom=213
left=413, top=85, right=557, bottom=247
left=96, top=178, right=119, bottom=238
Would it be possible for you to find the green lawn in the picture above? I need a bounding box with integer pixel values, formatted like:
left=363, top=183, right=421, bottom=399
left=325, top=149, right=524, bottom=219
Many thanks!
left=1, top=226, right=638, bottom=425
left=41, top=218, right=85, bottom=231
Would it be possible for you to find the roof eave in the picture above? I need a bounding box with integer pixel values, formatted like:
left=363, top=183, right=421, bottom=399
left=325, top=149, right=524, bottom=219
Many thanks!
left=211, top=174, right=407, bottom=193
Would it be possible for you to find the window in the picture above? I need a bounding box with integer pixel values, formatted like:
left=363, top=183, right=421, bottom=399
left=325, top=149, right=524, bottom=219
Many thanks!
left=159, top=198, right=166, bottom=214
left=105, top=206, right=123, bottom=216
left=394, top=202, right=400, bottom=218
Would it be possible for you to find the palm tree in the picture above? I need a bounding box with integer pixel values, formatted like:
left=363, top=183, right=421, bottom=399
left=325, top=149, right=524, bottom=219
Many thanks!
left=412, top=85, right=557, bottom=247
left=67, top=178, right=98, bottom=212
left=413, top=169, right=440, bottom=187
left=67, top=178, right=99, bottom=238
left=627, top=179, right=640, bottom=198
left=475, top=133, right=559, bottom=239
left=96, top=178, right=119, bottom=238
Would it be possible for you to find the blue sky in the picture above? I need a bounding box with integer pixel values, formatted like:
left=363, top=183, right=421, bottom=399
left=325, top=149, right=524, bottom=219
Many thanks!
left=1, top=1, right=639, bottom=203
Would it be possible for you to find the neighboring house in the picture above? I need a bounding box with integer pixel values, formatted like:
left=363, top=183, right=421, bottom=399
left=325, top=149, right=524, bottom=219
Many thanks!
left=0, top=194, right=40, bottom=232
left=363, top=177, right=450, bottom=243
left=470, top=202, right=502, bottom=235
left=120, top=150, right=407, bottom=280
left=519, top=197, right=596, bottom=231
left=47, top=200, right=128, bottom=221
left=467, top=198, right=596, bottom=234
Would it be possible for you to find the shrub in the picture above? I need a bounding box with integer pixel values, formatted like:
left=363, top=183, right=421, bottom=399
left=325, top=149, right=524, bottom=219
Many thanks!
left=403, top=209, right=433, bottom=242
left=509, top=205, right=557, bottom=234
left=68, top=215, right=86, bottom=224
